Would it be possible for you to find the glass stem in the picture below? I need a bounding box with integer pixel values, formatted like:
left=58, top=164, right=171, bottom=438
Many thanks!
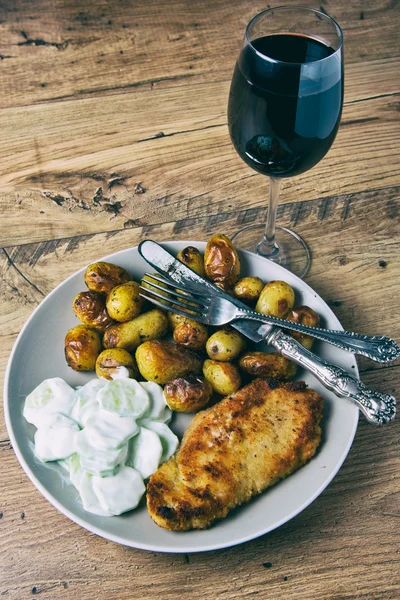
left=257, top=177, right=282, bottom=257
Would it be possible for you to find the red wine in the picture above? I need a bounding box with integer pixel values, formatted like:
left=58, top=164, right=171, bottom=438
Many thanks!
left=228, top=34, right=343, bottom=177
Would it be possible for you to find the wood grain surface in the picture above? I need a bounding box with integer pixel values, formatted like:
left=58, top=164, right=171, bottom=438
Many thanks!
left=1, top=1, right=399, bottom=599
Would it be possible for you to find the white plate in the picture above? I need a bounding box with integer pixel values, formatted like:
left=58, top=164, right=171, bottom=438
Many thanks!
left=4, top=241, right=358, bottom=553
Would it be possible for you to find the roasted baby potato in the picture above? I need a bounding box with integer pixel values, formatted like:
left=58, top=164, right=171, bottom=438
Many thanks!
left=106, top=281, right=143, bottom=322
left=65, top=325, right=102, bottom=372
left=167, top=311, right=187, bottom=331
left=173, top=319, right=209, bottom=351
left=164, top=375, right=212, bottom=412
left=255, top=280, right=295, bottom=318
left=239, top=351, right=297, bottom=380
left=84, top=261, right=132, bottom=295
left=177, top=246, right=205, bottom=277
left=95, top=348, right=139, bottom=380
left=103, top=309, right=168, bottom=351
left=72, top=291, right=114, bottom=332
left=135, top=340, right=202, bottom=384
left=206, top=329, right=246, bottom=362
left=234, top=276, right=264, bottom=304
left=202, top=359, right=241, bottom=396
left=286, top=305, right=320, bottom=350
left=204, top=234, right=240, bottom=289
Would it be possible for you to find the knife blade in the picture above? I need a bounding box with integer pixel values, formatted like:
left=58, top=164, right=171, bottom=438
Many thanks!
left=138, top=239, right=273, bottom=343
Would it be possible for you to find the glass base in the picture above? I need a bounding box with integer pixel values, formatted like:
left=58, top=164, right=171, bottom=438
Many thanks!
left=231, top=224, right=311, bottom=279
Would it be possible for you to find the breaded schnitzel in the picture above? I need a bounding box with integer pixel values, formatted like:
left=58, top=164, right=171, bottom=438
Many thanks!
left=147, top=378, right=323, bottom=530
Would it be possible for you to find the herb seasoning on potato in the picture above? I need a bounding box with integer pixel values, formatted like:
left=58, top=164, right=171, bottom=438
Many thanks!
left=95, top=348, right=139, bottom=380
left=135, top=340, right=203, bottom=384
left=106, top=281, right=143, bottom=322
left=65, top=325, right=102, bottom=372
left=202, top=359, right=241, bottom=396
left=164, top=375, right=212, bottom=412
left=84, top=261, right=132, bottom=295
left=255, top=280, right=295, bottom=318
left=206, top=329, right=246, bottom=362
left=72, top=291, right=114, bottom=332
left=173, top=319, right=209, bottom=351
left=103, top=308, right=168, bottom=352
left=177, top=246, right=205, bottom=277
left=234, top=276, right=264, bottom=304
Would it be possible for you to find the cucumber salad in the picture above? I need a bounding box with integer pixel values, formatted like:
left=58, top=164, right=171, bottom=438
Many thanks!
left=23, top=373, right=178, bottom=517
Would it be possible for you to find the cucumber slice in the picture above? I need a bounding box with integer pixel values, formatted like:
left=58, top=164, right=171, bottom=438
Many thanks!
left=34, top=417, right=79, bottom=462
left=138, top=418, right=179, bottom=463
left=126, top=427, right=162, bottom=479
left=24, top=378, right=76, bottom=428
left=75, top=429, right=128, bottom=476
left=84, top=410, right=139, bottom=450
left=139, top=381, right=170, bottom=421
left=98, top=379, right=149, bottom=418
left=92, top=467, right=145, bottom=515
left=77, top=472, right=114, bottom=517
left=71, top=378, right=107, bottom=427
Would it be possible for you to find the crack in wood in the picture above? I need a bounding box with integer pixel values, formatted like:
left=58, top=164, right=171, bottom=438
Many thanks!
left=341, top=117, right=379, bottom=127
left=18, top=30, right=69, bottom=50
left=137, top=123, right=224, bottom=143
left=345, top=92, right=400, bottom=105
left=3, top=249, right=45, bottom=296
left=75, top=73, right=196, bottom=97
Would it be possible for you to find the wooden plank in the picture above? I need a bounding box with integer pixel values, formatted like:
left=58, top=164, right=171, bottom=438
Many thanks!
left=1, top=185, right=399, bottom=440
left=0, top=0, right=398, bottom=108
left=0, top=60, right=399, bottom=247
left=1, top=364, right=399, bottom=600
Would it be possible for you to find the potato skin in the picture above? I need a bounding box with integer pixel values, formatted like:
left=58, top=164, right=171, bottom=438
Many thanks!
left=239, top=351, right=297, bottom=380
left=164, top=375, right=212, bottom=412
left=103, top=309, right=168, bottom=351
left=206, top=329, right=246, bottom=362
left=202, top=359, right=241, bottom=396
left=65, top=325, right=102, bottom=372
left=135, top=340, right=202, bottom=384
left=167, top=311, right=187, bottom=331
left=177, top=247, right=205, bottom=277
left=204, top=234, right=240, bottom=289
left=234, top=276, right=264, bottom=304
left=255, top=280, right=295, bottom=318
left=95, top=348, right=139, bottom=380
left=286, top=305, right=320, bottom=350
left=72, top=291, right=114, bottom=332
left=84, top=261, right=132, bottom=295
left=106, top=281, right=143, bottom=322
left=173, top=319, right=209, bottom=351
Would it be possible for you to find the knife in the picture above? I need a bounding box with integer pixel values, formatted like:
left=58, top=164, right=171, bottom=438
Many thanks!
left=138, top=240, right=396, bottom=425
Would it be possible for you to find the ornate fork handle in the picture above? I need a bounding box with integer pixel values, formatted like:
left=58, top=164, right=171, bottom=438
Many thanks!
left=268, top=329, right=396, bottom=425
left=236, top=309, right=400, bottom=363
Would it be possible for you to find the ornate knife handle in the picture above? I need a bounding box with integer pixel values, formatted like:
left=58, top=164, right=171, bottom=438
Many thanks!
left=237, top=309, right=400, bottom=364
left=269, top=329, right=396, bottom=425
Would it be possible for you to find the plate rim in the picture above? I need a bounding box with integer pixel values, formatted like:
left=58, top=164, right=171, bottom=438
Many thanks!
left=3, top=240, right=359, bottom=553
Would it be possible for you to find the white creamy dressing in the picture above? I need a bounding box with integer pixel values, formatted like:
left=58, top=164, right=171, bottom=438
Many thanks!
left=23, top=374, right=178, bottom=517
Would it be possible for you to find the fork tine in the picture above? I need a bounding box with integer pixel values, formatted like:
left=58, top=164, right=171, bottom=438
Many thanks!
left=139, top=286, right=204, bottom=315
left=141, top=277, right=206, bottom=307
left=139, top=289, right=207, bottom=323
left=143, top=272, right=208, bottom=297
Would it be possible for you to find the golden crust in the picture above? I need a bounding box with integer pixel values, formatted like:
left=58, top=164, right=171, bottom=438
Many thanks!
left=147, top=378, right=323, bottom=530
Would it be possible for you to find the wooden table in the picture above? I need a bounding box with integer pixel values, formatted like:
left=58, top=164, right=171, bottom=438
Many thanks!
left=1, top=1, right=399, bottom=598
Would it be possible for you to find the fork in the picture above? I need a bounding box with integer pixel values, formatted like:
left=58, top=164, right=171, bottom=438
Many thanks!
left=139, top=273, right=400, bottom=364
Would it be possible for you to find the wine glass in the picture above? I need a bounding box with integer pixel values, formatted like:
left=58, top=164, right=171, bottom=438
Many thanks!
left=228, top=6, right=344, bottom=277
